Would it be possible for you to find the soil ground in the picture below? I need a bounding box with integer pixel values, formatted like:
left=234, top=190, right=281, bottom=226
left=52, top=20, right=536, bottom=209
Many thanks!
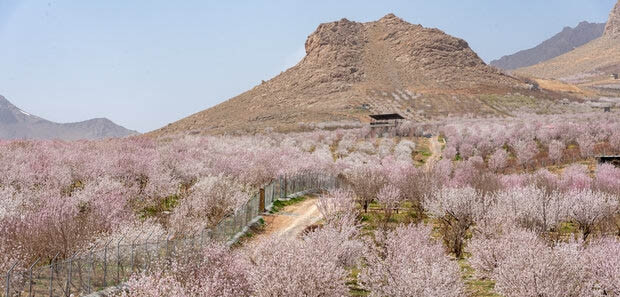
left=245, top=196, right=322, bottom=244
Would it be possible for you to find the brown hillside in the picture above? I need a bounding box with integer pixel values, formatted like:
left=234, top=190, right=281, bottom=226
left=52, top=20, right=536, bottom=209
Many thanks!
left=516, top=0, right=620, bottom=95
left=151, top=14, right=559, bottom=136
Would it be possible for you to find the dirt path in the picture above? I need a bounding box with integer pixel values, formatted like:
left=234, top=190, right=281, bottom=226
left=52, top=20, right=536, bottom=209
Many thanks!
left=425, top=136, right=442, bottom=170
left=248, top=196, right=322, bottom=244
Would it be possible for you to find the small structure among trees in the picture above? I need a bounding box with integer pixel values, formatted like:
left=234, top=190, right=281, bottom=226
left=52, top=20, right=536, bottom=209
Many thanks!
left=596, top=155, right=620, bottom=167
left=369, top=113, right=404, bottom=137
left=611, top=73, right=619, bottom=80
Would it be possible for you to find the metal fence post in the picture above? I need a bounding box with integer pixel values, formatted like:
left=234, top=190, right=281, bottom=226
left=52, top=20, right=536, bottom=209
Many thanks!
left=103, top=239, right=112, bottom=287
left=66, top=256, right=73, bottom=297
left=144, top=231, right=154, bottom=271
left=130, top=234, right=140, bottom=273
left=6, top=262, right=17, bottom=297
left=88, top=249, right=94, bottom=294
left=28, top=258, right=40, bottom=297
left=165, top=235, right=170, bottom=259
left=117, top=235, right=125, bottom=284
left=155, top=234, right=163, bottom=262
left=50, top=252, right=60, bottom=297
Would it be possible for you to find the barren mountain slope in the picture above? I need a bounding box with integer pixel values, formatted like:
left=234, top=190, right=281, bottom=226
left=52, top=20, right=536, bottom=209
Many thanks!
left=516, top=0, right=620, bottom=91
left=151, top=14, right=560, bottom=136
left=491, top=21, right=605, bottom=70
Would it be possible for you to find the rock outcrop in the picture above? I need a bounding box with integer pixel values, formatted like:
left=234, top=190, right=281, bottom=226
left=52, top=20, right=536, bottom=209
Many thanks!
left=149, top=14, right=546, bottom=136
left=604, top=0, right=620, bottom=38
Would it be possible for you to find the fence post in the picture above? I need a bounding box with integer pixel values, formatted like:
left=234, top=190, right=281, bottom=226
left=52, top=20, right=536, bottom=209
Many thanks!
left=103, top=239, right=112, bottom=287
left=130, top=234, right=140, bottom=273
left=259, top=188, right=265, bottom=212
left=116, top=235, right=125, bottom=284
left=165, top=235, right=170, bottom=259
left=88, top=249, right=94, bottom=294
left=5, top=262, right=17, bottom=297
left=50, top=252, right=59, bottom=297
left=144, top=231, right=155, bottom=271
left=284, top=177, right=288, bottom=198
left=28, top=258, right=40, bottom=297
left=66, top=256, right=73, bottom=297
left=155, top=235, right=162, bottom=262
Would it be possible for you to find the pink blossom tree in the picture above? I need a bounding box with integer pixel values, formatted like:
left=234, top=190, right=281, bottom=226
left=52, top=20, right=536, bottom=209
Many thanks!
left=376, top=185, right=402, bottom=224
left=122, top=243, right=252, bottom=297
left=594, top=163, right=620, bottom=194
left=442, top=146, right=457, bottom=160
left=512, top=139, right=538, bottom=168
left=359, top=224, right=464, bottom=297
left=424, top=187, right=487, bottom=258
left=576, top=135, right=595, bottom=158
left=548, top=140, right=565, bottom=164
left=584, top=237, right=620, bottom=295
left=488, top=148, right=508, bottom=172
left=566, top=190, right=618, bottom=240
left=491, top=230, right=593, bottom=297
left=344, top=164, right=387, bottom=213
left=247, top=235, right=352, bottom=296
left=169, top=175, right=248, bottom=234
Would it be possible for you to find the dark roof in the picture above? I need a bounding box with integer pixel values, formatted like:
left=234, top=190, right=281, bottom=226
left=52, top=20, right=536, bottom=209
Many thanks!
left=369, top=113, right=405, bottom=120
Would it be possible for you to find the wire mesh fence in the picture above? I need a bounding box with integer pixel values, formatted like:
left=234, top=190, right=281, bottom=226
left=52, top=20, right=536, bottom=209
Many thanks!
left=1, top=172, right=337, bottom=297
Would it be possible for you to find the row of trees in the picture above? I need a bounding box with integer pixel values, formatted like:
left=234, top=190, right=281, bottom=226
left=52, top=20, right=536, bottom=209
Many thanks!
left=122, top=205, right=465, bottom=297
left=0, top=130, right=424, bottom=283
left=339, top=161, right=619, bottom=296
left=440, top=113, right=620, bottom=169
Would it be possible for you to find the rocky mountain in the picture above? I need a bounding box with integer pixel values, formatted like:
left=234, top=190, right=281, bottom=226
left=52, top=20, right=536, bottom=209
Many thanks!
left=516, top=0, right=620, bottom=91
left=150, top=14, right=561, bottom=136
left=0, top=95, right=138, bottom=140
left=604, top=0, right=620, bottom=37
left=490, top=21, right=605, bottom=70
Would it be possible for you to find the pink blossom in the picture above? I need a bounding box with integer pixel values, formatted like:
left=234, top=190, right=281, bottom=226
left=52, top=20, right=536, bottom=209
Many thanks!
left=359, top=224, right=464, bottom=297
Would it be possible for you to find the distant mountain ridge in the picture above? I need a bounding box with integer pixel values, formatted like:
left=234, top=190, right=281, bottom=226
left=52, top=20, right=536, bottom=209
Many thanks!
left=0, top=95, right=138, bottom=140
left=515, top=0, right=620, bottom=85
left=490, top=21, right=606, bottom=70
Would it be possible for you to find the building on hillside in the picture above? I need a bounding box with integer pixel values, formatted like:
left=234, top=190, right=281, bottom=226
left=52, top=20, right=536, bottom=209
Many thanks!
left=369, top=113, right=404, bottom=137
left=611, top=73, right=619, bottom=80
left=596, top=155, right=620, bottom=167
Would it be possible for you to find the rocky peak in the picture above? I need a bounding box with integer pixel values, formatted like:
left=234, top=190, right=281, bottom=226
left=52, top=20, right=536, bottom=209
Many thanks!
left=604, top=0, right=620, bottom=38
left=378, top=13, right=405, bottom=24
left=304, top=18, right=363, bottom=56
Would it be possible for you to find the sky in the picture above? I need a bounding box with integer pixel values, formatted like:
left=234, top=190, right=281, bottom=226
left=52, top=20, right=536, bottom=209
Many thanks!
left=0, top=0, right=616, bottom=132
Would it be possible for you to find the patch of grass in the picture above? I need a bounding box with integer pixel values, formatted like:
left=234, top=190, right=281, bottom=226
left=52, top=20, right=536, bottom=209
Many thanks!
left=270, top=196, right=307, bottom=213
left=347, top=267, right=369, bottom=296
left=459, top=259, right=502, bottom=297
left=558, top=221, right=578, bottom=234
left=420, top=151, right=432, bottom=157
left=138, top=194, right=180, bottom=219
left=359, top=206, right=424, bottom=232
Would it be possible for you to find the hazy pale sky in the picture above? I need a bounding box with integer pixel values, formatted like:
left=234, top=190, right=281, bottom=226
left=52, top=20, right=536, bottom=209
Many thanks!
left=0, top=0, right=616, bottom=132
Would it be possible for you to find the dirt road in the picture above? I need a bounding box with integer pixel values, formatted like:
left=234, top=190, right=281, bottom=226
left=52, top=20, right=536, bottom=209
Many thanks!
left=425, top=136, right=442, bottom=170
left=249, top=196, right=322, bottom=244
